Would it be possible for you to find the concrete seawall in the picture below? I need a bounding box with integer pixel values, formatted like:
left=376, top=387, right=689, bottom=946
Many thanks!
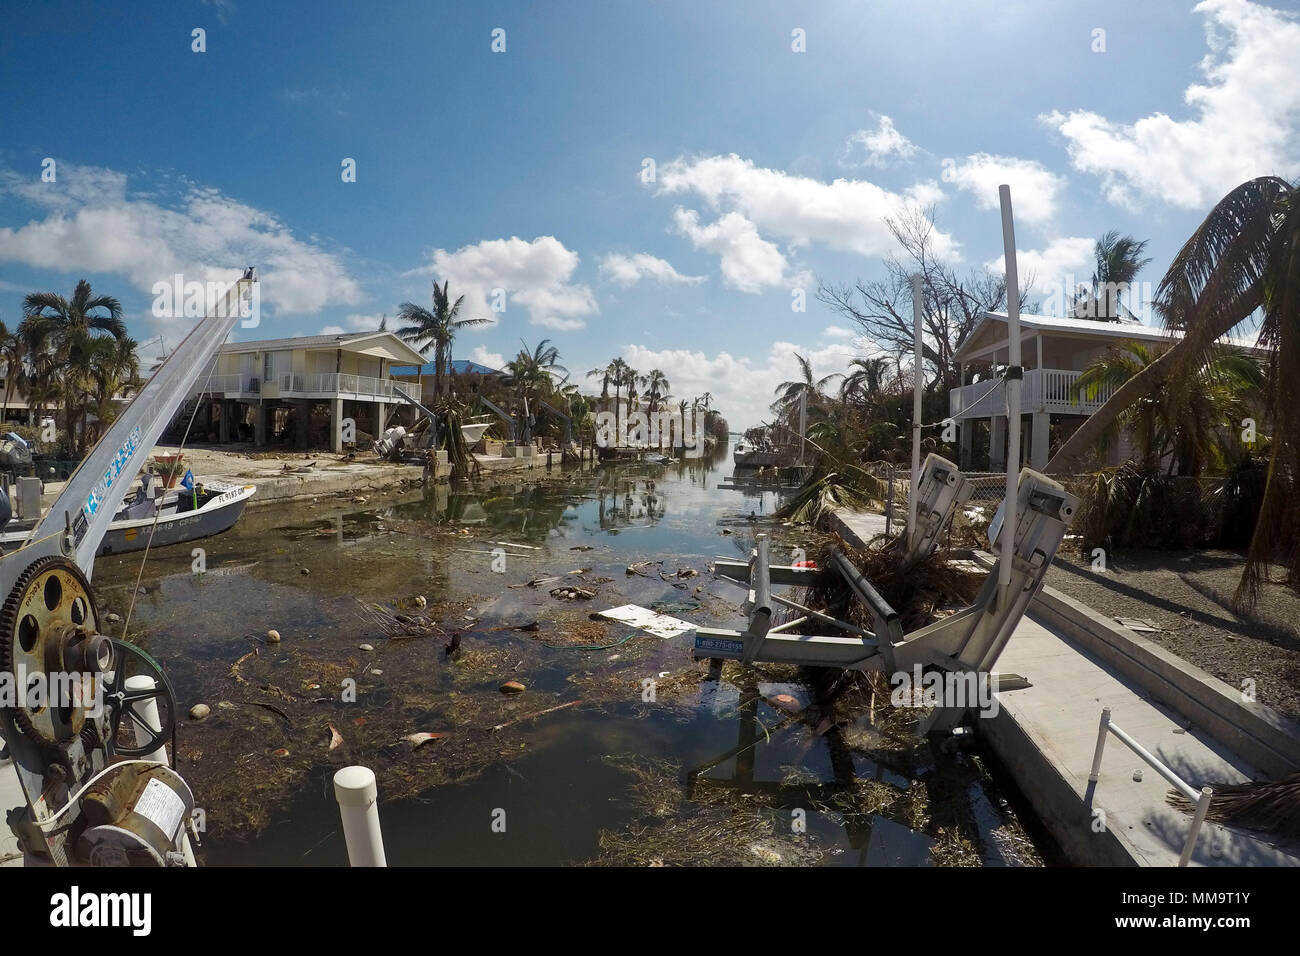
left=826, top=506, right=1300, bottom=866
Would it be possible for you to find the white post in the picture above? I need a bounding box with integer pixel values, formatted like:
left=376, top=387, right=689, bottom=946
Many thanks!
left=908, top=273, right=924, bottom=548
left=1088, top=706, right=1111, bottom=783
left=125, top=675, right=168, bottom=763
left=997, top=186, right=1023, bottom=600
left=1178, top=787, right=1214, bottom=867
left=333, top=766, right=387, bottom=867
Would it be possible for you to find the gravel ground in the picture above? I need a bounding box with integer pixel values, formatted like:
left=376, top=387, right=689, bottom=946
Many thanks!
left=1045, top=548, right=1300, bottom=722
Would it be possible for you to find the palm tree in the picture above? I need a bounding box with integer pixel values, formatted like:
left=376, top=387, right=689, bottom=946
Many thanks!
left=586, top=361, right=614, bottom=407
left=21, top=279, right=127, bottom=442
left=642, top=369, right=670, bottom=414
left=85, top=336, right=141, bottom=448
left=1074, top=341, right=1263, bottom=474
left=616, top=362, right=639, bottom=414
left=395, top=281, right=491, bottom=398
left=1047, top=176, right=1299, bottom=605
left=772, top=353, right=834, bottom=417
left=0, top=321, right=21, bottom=423
left=834, top=356, right=891, bottom=408
left=1072, top=230, right=1152, bottom=322
left=502, top=339, right=568, bottom=415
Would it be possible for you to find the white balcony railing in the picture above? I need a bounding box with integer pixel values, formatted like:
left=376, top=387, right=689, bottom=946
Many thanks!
left=949, top=367, right=1116, bottom=420
left=194, top=371, right=416, bottom=401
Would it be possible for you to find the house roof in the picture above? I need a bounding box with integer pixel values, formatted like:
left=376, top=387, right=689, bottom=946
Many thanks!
left=219, top=331, right=426, bottom=364
left=390, top=359, right=505, bottom=377
left=954, top=311, right=1261, bottom=364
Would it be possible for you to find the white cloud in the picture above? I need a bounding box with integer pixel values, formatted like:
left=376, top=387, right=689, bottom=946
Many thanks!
left=823, top=325, right=855, bottom=339
left=598, top=252, right=704, bottom=287
left=985, top=236, right=1095, bottom=307
left=344, top=312, right=388, bottom=331
left=671, top=209, right=788, bottom=293
left=940, top=153, right=1065, bottom=225
left=620, top=340, right=866, bottom=431
left=466, top=345, right=507, bottom=370
left=411, top=235, right=598, bottom=331
left=1042, top=0, right=1300, bottom=208
left=839, top=114, right=918, bottom=168
left=0, top=162, right=364, bottom=318
left=654, top=154, right=956, bottom=290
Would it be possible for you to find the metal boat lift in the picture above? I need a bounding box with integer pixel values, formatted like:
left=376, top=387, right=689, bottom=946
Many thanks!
left=0, top=271, right=255, bottom=866
left=698, top=463, right=1077, bottom=684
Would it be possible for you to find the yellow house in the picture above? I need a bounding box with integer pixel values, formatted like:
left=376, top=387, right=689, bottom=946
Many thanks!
left=192, top=331, right=425, bottom=451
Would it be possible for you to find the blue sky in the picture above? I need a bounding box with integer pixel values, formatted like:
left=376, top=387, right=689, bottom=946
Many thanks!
left=1, top=0, right=1297, bottom=428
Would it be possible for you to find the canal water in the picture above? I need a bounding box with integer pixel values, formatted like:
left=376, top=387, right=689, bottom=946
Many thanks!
left=93, top=440, right=1056, bottom=866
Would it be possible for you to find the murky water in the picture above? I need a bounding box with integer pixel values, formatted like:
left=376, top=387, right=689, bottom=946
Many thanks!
left=92, top=441, right=1057, bottom=866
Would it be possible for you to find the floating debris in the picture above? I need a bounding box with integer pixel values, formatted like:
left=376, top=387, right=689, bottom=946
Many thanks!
left=328, top=724, right=344, bottom=751
left=189, top=703, right=211, bottom=720
left=406, top=732, right=447, bottom=749
left=266, top=629, right=281, bottom=644
left=500, top=680, right=526, bottom=694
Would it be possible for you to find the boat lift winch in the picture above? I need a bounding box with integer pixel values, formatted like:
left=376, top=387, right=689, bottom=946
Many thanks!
left=699, top=460, right=1077, bottom=726
left=0, top=270, right=256, bottom=866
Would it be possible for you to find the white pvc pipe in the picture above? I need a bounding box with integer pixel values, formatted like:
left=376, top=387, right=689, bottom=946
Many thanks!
left=125, top=675, right=168, bottom=763
left=909, top=273, right=924, bottom=548
left=334, top=765, right=387, bottom=867
left=1179, top=787, right=1214, bottom=867
left=997, top=186, right=1022, bottom=597
left=1088, top=706, right=1111, bottom=783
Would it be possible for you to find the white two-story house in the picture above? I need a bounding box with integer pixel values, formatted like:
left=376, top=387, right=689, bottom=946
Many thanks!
left=948, top=311, right=1259, bottom=472
left=192, top=331, right=425, bottom=451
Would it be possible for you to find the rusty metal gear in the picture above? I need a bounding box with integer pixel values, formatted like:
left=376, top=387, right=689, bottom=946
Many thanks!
left=0, top=556, right=103, bottom=748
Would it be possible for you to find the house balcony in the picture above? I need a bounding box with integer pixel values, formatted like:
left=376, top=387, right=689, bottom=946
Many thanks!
left=196, top=373, right=418, bottom=403
left=948, top=367, right=1116, bottom=420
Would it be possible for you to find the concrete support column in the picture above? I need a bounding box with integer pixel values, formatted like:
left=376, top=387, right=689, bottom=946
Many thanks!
left=295, top=400, right=311, bottom=449
left=1031, top=411, right=1050, bottom=471
left=959, top=418, right=974, bottom=470
left=218, top=400, right=231, bottom=443
left=374, top=401, right=387, bottom=439
left=254, top=403, right=267, bottom=446
left=989, top=415, right=1007, bottom=472
left=332, top=397, right=345, bottom=453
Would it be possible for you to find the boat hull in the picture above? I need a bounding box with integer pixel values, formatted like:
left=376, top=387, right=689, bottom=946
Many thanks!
left=96, top=482, right=256, bottom=556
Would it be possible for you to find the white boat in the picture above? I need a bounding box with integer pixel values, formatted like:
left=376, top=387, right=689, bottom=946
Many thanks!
left=461, top=418, right=494, bottom=444
left=1, top=476, right=257, bottom=556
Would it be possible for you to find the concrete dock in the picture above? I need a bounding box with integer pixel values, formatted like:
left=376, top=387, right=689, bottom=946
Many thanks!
left=827, top=507, right=1300, bottom=867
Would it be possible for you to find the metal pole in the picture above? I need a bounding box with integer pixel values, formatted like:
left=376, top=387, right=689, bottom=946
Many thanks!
left=909, top=274, right=924, bottom=549
left=333, top=765, right=387, bottom=866
left=125, top=675, right=168, bottom=763
left=1179, top=787, right=1214, bottom=867
left=885, top=464, right=893, bottom=537
left=997, top=186, right=1022, bottom=600
left=798, top=390, right=807, bottom=467
left=745, top=534, right=773, bottom=663
left=1088, top=706, right=1111, bottom=783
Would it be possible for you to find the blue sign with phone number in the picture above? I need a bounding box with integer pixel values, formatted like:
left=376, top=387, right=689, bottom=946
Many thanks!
left=84, top=424, right=143, bottom=518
